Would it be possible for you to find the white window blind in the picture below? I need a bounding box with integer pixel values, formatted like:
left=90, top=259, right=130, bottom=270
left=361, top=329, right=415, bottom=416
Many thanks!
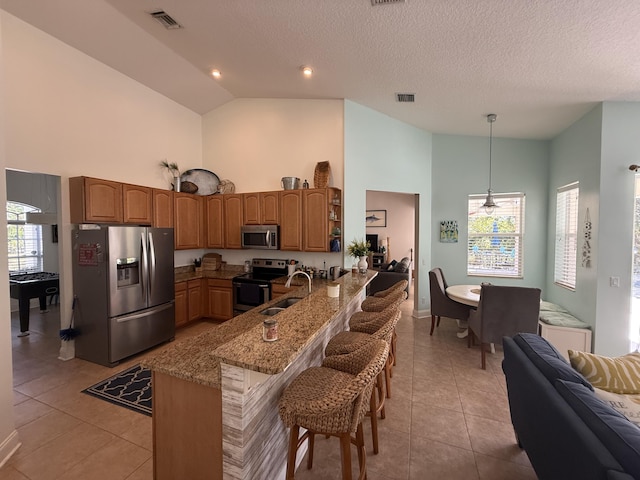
left=554, top=183, right=579, bottom=290
left=7, top=201, right=43, bottom=273
left=467, top=193, right=525, bottom=278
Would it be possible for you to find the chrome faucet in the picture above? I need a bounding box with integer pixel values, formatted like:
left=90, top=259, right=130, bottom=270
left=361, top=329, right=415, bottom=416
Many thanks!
left=285, top=270, right=312, bottom=293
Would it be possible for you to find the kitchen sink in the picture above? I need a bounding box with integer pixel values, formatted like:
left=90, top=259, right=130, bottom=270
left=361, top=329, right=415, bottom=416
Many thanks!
left=259, top=297, right=303, bottom=315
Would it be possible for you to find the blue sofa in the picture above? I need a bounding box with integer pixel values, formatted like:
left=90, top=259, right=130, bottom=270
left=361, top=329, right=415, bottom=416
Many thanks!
left=502, top=333, right=640, bottom=480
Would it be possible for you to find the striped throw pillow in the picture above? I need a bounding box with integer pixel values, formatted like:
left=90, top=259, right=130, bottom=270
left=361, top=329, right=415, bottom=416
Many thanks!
left=568, top=350, right=640, bottom=394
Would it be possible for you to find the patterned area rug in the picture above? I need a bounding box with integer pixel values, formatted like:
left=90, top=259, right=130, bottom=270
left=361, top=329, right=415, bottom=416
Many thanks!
left=83, top=364, right=152, bottom=416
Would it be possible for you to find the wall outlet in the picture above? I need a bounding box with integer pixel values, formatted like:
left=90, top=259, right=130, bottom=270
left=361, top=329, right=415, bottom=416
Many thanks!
left=610, top=276, right=620, bottom=287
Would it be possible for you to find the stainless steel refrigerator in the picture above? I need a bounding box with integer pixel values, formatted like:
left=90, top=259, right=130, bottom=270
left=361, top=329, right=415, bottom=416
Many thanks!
left=72, top=226, right=175, bottom=366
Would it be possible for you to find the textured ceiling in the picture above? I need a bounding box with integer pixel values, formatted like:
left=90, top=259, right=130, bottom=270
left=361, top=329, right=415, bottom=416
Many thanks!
left=3, top=0, right=640, bottom=139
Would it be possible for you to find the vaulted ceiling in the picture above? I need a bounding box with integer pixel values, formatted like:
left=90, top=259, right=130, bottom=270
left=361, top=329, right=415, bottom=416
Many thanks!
left=3, top=0, right=640, bottom=139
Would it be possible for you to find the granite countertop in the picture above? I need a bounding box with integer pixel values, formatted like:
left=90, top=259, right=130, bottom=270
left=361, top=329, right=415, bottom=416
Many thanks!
left=143, top=270, right=377, bottom=388
left=174, top=264, right=244, bottom=282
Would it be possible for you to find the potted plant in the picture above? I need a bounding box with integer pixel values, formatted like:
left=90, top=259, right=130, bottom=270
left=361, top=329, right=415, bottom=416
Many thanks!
left=160, top=160, right=181, bottom=191
left=347, top=238, right=371, bottom=273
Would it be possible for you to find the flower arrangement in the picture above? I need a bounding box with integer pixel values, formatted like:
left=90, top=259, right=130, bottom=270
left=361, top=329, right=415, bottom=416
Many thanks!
left=160, top=160, right=180, bottom=177
left=347, top=238, right=371, bottom=259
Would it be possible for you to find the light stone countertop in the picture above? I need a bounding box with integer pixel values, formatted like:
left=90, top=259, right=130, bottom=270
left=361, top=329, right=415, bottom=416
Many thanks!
left=142, top=270, right=377, bottom=388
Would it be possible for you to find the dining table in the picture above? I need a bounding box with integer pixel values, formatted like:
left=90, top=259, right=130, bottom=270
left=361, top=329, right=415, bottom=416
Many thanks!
left=445, top=284, right=495, bottom=352
left=445, top=284, right=481, bottom=307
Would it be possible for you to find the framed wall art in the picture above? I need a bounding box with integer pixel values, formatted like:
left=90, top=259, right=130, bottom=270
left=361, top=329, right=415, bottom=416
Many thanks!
left=365, top=210, right=387, bottom=227
left=440, top=220, right=458, bottom=243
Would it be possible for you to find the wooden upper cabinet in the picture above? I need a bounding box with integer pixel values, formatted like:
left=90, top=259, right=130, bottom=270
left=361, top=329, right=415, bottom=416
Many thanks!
left=206, top=195, right=224, bottom=248
left=152, top=189, right=174, bottom=228
left=122, top=183, right=152, bottom=225
left=303, top=189, right=329, bottom=252
left=243, top=191, right=279, bottom=225
left=174, top=192, right=204, bottom=250
left=70, top=176, right=123, bottom=224
left=223, top=194, right=243, bottom=249
left=243, top=193, right=260, bottom=225
left=280, top=190, right=303, bottom=251
left=261, top=191, right=280, bottom=225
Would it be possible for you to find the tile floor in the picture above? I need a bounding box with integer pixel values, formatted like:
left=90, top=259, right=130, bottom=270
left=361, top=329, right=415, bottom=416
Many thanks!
left=1, top=290, right=538, bottom=480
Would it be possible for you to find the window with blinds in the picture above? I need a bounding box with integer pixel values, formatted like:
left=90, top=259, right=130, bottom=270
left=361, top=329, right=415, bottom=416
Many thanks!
left=554, top=182, right=579, bottom=290
left=467, top=193, right=525, bottom=278
left=7, top=201, right=43, bottom=273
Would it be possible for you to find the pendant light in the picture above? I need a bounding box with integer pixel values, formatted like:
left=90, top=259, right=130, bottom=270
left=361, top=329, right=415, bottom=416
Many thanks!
left=482, top=113, right=499, bottom=215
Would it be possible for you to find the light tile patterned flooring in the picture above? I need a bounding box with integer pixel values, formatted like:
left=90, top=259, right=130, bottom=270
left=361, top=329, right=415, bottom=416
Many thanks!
left=1, top=290, right=537, bottom=480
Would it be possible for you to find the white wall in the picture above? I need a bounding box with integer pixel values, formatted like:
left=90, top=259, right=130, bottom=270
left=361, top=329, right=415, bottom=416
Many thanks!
left=0, top=12, right=20, bottom=467
left=366, top=190, right=415, bottom=262
left=0, top=10, right=203, bottom=460
left=547, top=106, right=602, bottom=333
left=344, top=101, right=432, bottom=316
left=201, top=98, right=344, bottom=193
left=431, top=134, right=549, bottom=288
left=199, top=98, right=345, bottom=271
left=598, top=102, right=640, bottom=355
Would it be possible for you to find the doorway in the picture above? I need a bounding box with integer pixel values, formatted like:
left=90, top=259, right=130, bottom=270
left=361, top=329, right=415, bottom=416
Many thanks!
left=6, top=169, right=64, bottom=375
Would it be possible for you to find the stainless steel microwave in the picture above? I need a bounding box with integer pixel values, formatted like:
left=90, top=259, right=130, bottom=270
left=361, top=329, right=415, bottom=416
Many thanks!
left=241, top=225, right=279, bottom=250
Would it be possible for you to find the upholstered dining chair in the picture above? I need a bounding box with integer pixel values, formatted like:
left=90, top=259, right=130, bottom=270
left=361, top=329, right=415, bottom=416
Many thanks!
left=468, top=285, right=541, bottom=369
left=428, top=268, right=473, bottom=336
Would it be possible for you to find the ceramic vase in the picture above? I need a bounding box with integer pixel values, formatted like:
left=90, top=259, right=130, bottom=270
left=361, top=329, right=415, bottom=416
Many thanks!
left=358, top=256, right=368, bottom=274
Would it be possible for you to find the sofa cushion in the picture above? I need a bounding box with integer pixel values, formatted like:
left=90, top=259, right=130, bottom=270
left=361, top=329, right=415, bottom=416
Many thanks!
left=539, top=311, right=590, bottom=329
left=569, top=351, right=640, bottom=394
left=594, top=388, right=640, bottom=428
left=513, top=333, right=593, bottom=390
left=556, top=379, right=640, bottom=478
left=393, top=257, right=410, bottom=273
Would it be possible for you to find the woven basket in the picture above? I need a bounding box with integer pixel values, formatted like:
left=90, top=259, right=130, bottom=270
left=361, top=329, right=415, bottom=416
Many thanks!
left=314, top=161, right=330, bottom=189
left=180, top=181, right=198, bottom=194
left=218, top=179, right=236, bottom=194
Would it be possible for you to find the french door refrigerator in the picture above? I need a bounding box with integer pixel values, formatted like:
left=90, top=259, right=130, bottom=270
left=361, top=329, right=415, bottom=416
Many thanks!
left=72, top=226, right=175, bottom=366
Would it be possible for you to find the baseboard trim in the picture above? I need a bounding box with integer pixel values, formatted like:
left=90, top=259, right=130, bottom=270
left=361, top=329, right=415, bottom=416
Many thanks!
left=0, top=430, right=21, bottom=469
left=412, top=308, right=429, bottom=319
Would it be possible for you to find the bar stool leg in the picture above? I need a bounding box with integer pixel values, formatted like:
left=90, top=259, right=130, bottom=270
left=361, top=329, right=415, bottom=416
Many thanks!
left=356, top=423, right=367, bottom=480
left=339, top=433, right=353, bottom=480
left=286, top=425, right=300, bottom=479
left=307, top=431, right=315, bottom=469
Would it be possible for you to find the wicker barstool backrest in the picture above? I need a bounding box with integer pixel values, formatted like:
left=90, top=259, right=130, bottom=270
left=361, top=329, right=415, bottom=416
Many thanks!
left=350, top=308, right=401, bottom=342
left=361, top=288, right=407, bottom=312
left=322, top=339, right=389, bottom=433
left=373, top=279, right=409, bottom=298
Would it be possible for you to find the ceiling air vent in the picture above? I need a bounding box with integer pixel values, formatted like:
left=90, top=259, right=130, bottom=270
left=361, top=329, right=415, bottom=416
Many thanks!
left=150, top=10, right=183, bottom=30
left=372, top=0, right=406, bottom=5
left=396, top=93, right=415, bottom=103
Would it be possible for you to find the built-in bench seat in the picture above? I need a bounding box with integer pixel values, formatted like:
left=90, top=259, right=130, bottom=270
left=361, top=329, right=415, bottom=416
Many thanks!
left=537, top=301, right=592, bottom=360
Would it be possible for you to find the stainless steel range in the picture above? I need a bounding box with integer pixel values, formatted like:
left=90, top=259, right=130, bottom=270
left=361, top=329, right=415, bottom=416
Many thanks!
left=232, top=258, right=288, bottom=315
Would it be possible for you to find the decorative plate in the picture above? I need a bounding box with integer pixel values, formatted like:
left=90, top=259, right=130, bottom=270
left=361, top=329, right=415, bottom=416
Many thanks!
left=180, top=169, right=220, bottom=195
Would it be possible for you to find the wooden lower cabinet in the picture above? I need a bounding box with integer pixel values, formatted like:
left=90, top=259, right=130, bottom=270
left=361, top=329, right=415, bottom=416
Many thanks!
left=187, top=279, right=203, bottom=323
left=152, top=372, right=222, bottom=480
left=207, top=279, right=233, bottom=321
left=176, top=278, right=233, bottom=326
left=174, top=281, right=188, bottom=327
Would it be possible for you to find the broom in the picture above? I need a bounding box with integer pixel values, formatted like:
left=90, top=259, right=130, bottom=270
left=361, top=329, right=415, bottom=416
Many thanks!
left=60, top=296, right=79, bottom=341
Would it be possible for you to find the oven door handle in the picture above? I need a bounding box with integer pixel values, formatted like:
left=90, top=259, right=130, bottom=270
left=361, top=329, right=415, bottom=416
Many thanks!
left=232, top=282, right=270, bottom=290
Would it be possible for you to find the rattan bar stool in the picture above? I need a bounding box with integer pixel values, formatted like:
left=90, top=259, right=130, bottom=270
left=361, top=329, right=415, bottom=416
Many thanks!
left=371, top=279, right=408, bottom=298
left=361, top=287, right=407, bottom=312
left=279, top=339, right=389, bottom=480
left=357, top=293, right=406, bottom=369
left=324, top=309, right=401, bottom=454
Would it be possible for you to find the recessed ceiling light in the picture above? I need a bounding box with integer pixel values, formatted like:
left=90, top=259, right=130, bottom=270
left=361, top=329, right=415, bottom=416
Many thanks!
left=300, top=66, right=313, bottom=77
left=211, top=69, right=222, bottom=79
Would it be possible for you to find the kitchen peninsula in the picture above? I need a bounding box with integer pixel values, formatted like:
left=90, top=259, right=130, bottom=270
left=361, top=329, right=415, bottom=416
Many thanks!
left=143, top=269, right=378, bottom=480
